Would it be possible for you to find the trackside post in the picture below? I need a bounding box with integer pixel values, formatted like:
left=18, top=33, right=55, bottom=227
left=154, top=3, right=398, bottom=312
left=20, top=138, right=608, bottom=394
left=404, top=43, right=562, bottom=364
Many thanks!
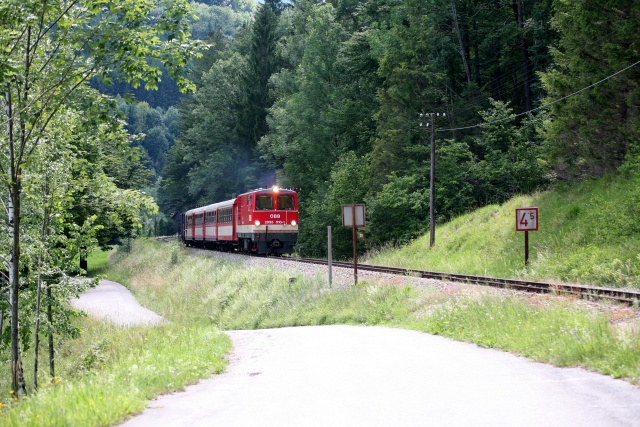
left=515, top=208, right=539, bottom=266
left=342, top=204, right=366, bottom=285
left=328, top=226, right=332, bottom=288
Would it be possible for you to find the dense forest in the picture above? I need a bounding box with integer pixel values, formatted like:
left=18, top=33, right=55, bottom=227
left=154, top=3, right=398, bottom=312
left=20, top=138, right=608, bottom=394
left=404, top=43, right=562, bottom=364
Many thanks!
left=160, top=0, right=639, bottom=258
left=0, top=0, right=638, bottom=396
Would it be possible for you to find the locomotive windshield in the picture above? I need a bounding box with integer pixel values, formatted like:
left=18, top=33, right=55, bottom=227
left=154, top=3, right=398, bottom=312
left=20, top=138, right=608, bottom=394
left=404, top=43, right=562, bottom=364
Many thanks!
left=277, top=195, right=295, bottom=210
left=255, top=195, right=273, bottom=210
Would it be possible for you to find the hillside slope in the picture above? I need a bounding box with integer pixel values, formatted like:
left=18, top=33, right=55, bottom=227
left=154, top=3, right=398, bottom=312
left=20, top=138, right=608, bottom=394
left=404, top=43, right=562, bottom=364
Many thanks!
left=366, top=172, right=640, bottom=289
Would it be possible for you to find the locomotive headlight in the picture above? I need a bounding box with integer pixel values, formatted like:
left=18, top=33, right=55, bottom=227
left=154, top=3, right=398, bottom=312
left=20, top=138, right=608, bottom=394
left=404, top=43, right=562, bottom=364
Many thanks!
left=291, top=220, right=297, bottom=226
left=254, top=220, right=261, bottom=226
left=272, top=185, right=280, bottom=193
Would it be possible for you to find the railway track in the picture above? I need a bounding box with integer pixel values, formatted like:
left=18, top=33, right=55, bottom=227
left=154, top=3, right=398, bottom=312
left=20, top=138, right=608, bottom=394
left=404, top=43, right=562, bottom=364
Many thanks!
left=295, top=257, right=640, bottom=306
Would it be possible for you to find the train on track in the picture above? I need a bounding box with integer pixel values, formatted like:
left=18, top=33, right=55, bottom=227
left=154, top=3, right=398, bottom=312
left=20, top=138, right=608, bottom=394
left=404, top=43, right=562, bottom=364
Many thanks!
left=180, top=186, right=299, bottom=255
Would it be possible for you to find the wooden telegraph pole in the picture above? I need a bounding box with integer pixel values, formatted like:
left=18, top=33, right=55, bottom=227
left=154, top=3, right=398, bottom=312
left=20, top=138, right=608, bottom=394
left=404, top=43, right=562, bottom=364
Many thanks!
left=419, top=112, right=446, bottom=247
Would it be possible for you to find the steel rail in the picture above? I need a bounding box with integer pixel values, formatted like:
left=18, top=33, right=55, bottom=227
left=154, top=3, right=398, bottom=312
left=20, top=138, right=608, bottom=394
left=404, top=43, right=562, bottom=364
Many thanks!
left=294, top=258, right=640, bottom=305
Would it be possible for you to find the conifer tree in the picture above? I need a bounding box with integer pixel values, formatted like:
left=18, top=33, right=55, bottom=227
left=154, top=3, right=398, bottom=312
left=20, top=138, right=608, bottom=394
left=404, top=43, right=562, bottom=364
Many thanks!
left=541, top=0, right=640, bottom=178
left=238, top=0, right=283, bottom=146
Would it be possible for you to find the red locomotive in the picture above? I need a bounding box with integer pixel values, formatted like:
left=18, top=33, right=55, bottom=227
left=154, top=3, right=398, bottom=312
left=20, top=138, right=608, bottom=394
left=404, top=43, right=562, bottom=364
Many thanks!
left=181, top=186, right=298, bottom=255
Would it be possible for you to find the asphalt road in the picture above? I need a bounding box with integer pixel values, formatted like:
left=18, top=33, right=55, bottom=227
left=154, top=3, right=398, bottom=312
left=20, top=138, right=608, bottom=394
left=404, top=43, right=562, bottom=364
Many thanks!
left=70, top=280, right=164, bottom=327
left=72, top=281, right=640, bottom=426
left=118, top=325, right=640, bottom=427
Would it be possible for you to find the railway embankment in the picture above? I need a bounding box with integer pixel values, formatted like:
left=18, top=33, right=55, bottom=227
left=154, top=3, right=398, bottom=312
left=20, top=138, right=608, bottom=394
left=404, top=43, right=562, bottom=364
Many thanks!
left=367, top=171, right=640, bottom=291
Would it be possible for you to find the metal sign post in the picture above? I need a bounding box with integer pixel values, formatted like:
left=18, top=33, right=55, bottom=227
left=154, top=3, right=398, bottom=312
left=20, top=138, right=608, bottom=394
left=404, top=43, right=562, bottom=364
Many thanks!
left=327, top=226, right=332, bottom=288
left=342, top=204, right=365, bottom=285
left=515, top=208, right=539, bottom=266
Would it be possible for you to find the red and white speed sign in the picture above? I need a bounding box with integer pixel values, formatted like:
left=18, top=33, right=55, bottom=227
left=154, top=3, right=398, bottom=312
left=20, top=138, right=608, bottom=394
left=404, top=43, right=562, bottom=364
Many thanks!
left=516, top=208, right=538, bottom=231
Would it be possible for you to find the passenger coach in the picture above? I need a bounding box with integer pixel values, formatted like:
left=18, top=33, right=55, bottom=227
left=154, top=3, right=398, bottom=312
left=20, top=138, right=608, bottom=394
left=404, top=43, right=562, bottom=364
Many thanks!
left=182, top=186, right=298, bottom=255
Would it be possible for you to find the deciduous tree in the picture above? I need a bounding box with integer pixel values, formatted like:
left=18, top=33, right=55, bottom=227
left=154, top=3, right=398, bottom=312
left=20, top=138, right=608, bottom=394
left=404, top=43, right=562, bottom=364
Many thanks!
left=0, top=0, right=199, bottom=394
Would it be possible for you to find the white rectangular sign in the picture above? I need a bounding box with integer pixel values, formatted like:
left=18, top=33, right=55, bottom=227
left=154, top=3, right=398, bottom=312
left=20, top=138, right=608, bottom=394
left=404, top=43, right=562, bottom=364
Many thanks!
left=516, top=208, right=539, bottom=231
left=342, top=204, right=365, bottom=227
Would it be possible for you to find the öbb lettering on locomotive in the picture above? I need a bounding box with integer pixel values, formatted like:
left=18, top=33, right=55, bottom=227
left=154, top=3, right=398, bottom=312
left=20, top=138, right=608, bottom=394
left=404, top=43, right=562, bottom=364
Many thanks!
left=180, top=186, right=298, bottom=255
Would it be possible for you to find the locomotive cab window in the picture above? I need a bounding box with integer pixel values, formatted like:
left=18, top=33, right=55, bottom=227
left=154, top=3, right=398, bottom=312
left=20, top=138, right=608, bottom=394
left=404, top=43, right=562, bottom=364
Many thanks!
left=255, top=195, right=273, bottom=210
left=277, top=195, right=295, bottom=210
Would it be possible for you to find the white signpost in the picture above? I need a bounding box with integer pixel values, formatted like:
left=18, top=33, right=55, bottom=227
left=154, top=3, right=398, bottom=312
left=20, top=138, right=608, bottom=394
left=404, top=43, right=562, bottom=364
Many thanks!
left=342, top=204, right=365, bottom=285
left=515, top=208, right=539, bottom=265
left=342, top=204, right=365, bottom=228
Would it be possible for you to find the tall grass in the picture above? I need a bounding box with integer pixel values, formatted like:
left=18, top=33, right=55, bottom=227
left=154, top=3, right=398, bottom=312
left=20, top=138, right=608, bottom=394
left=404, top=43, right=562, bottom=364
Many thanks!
left=0, top=244, right=231, bottom=426
left=1, top=321, right=230, bottom=426
left=367, top=173, right=640, bottom=288
left=417, top=296, right=640, bottom=380
left=86, top=249, right=111, bottom=277
left=106, top=240, right=414, bottom=330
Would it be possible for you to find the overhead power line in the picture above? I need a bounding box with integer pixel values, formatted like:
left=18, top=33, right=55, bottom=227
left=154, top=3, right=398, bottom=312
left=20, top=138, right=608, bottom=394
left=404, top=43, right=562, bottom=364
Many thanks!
left=438, top=59, right=640, bottom=133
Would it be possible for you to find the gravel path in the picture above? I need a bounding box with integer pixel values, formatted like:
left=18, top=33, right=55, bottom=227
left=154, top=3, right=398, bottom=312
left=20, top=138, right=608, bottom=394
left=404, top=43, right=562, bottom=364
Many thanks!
left=70, top=279, right=164, bottom=326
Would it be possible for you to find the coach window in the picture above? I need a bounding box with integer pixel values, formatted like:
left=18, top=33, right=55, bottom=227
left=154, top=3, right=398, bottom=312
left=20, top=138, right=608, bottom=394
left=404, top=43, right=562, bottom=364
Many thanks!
left=277, top=195, right=295, bottom=210
left=255, top=195, right=273, bottom=211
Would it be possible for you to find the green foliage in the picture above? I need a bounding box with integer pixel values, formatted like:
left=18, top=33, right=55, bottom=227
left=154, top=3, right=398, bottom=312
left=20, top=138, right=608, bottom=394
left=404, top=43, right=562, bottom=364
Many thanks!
left=160, top=49, right=272, bottom=212
left=472, top=100, right=548, bottom=204
left=237, top=0, right=282, bottom=146
left=0, top=0, right=198, bottom=394
left=367, top=174, right=428, bottom=246
left=434, top=140, right=476, bottom=215
left=301, top=152, right=370, bottom=258
left=190, top=0, right=255, bottom=41
left=540, top=0, right=640, bottom=178
left=260, top=3, right=350, bottom=192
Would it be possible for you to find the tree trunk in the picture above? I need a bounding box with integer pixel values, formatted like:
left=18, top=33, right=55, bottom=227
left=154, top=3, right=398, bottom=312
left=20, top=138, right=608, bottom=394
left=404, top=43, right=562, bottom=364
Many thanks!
left=491, top=1, right=503, bottom=101
left=47, top=282, right=55, bottom=378
left=514, top=0, right=533, bottom=112
left=473, top=0, right=480, bottom=85
left=34, top=208, right=49, bottom=390
left=451, top=1, right=472, bottom=85
left=34, top=275, right=42, bottom=390
left=9, top=185, right=26, bottom=395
